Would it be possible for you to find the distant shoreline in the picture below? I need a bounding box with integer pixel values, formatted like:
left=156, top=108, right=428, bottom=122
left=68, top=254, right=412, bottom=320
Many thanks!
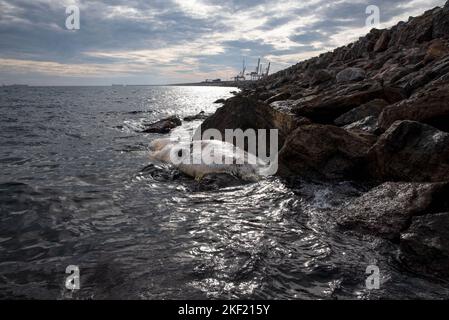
left=168, top=80, right=254, bottom=88
left=1, top=83, right=249, bottom=88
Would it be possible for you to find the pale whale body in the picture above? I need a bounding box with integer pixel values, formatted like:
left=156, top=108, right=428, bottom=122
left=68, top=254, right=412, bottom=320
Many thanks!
left=149, top=138, right=269, bottom=180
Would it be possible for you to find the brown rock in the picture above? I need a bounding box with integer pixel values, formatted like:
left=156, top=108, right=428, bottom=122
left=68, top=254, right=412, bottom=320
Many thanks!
left=278, top=124, right=373, bottom=180
left=379, top=84, right=449, bottom=132
left=198, top=96, right=301, bottom=149
left=424, top=39, right=449, bottom=61
left=295, top=81, right=404, bottom=123
left=374, top=30, right=391, bottom=52
left=368, top=120, right=449, bottom=182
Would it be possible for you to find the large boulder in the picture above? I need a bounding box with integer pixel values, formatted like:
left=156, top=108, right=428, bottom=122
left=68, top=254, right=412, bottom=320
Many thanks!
left=424, top=39, right=449, bottom=62
left=310, top=69, right=334, bottom=85
left=379, top=83, right=449, bottom=132
left=336, top=67, right=366, bottom=83
left=335, top=99, right=389, bottom=127
left=142, top=116, right=182, bottom=133
left=294, top=81, right=404, bottom=123
left=400, top=212, right=449, bottom=278
left=198, top=96, right=302, bottom=149
left=367, top=120, right=449, bottom=182
left=337, top=182, right=449, bottom=240
left=278, top=124, right=373, bottom=180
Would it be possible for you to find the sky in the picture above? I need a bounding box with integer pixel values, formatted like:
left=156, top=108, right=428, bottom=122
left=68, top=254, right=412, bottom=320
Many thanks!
left=0, top=0, right=446, bottom=85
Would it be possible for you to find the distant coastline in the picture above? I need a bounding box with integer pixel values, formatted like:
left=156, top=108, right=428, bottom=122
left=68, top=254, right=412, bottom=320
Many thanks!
left=168, top=80, right=253, bottom=88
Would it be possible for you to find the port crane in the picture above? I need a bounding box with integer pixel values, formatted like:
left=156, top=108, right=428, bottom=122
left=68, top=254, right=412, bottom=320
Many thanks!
left=233, top=58, right=247, bottom=82
left=233, top=57, right=270, bottom=82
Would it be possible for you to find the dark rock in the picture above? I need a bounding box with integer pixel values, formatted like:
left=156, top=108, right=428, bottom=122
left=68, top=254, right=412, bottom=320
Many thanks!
left=295, top=81, right=403, bottom=123
left=198, top=96, right=301, bottom=149
left=214, top=99, right=226, bottom=104
left=367, top=120, right=449, bottom=182
left=344, top=116, right=379, bottom=134
left=336, top=67, right=366, bottom=83
left=335, top=99, right=389, bottom=126
left=311, top=69, right=334, bottom=85
left=432, top=3, right=449, bottom=39
left=379, top=83, right=449, bottom=132
left=183, top=111, right=209, bottom=122
left=278, top=124, right=374, bottom=180
left=265, top=91, right=292, bottom=104
left=394, top=55, right=449, bottom=94
left=337, top=182, right=449, bottom=240
left=374, top=30, right=391, bottom=52
left=400, top=212, right=449, bottom=278
left=142, top=116, right=182, bottom=134
left=387, top=7, right=435, bottom=46
left=424, top=39, right=449, bottom=62
left=194, top=173, right=251, bottom=191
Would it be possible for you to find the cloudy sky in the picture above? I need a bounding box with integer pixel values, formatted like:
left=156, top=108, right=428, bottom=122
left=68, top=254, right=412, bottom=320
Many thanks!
left=0, top=0, right=446, bottom=85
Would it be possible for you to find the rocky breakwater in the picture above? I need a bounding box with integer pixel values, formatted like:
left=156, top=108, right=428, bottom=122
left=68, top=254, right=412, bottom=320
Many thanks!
left=199, top=2, right=449, bottom=279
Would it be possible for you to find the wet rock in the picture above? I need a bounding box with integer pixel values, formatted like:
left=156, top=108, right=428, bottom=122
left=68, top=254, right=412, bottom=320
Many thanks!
left=183, top=111, right=209, bottom=122
left=214, top=98, right=226, bottom=104
left=335, top=99, right=389, bottom=127
left=200, top=96, right=269, bottom=136
left=337, top=182, right=449, bottom=240
left=194, top=173, right=251, bottom=191
left=379, top=83, right=449, bottom=132
left=400, top=212, right=449, bottom=278
left=368, top=120, right=449, bottom=182
left=141, top=116, right=182, bottom=134
left=336, top=68, right=366, bottom=83
left=278, top=124, right=374, bottom=180
left=199, top=96, right=301, bottom=149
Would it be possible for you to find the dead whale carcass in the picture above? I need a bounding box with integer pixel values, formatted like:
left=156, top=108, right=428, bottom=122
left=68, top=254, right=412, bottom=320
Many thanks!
left=148, top=138, right=270, bottom=180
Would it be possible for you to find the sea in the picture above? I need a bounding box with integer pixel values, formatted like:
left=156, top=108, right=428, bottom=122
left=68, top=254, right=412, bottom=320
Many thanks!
left=0, top=85, right=448, bottom=299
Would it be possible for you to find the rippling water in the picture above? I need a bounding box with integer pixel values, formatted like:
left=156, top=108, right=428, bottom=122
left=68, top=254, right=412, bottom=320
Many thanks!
left=0, top=86, right=448, bottom=300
